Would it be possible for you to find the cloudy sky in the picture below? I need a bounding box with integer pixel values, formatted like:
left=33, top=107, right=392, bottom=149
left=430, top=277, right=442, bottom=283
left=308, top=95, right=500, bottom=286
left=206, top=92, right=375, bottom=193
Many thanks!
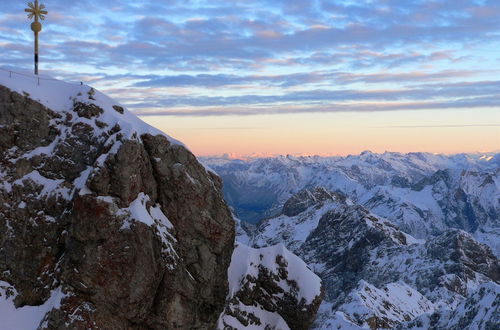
left=1, top=0, right=499, bottom=156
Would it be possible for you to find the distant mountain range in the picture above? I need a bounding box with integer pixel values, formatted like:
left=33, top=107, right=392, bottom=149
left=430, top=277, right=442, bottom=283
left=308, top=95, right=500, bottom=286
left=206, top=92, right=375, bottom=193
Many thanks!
left=202, top=152, right=500, bottom=256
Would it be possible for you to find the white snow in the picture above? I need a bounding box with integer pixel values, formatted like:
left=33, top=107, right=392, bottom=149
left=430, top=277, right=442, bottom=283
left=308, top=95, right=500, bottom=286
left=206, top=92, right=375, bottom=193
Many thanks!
left=149, top=204, right=174, bottom=230
left=219, top=242, right=322, bottom=330
left=234, top=217, right=252, bottom=245
left=313, top=281, right=438, bottom=329
left=118, top=193, right=173, bottom=230
left=13, top=170, right=72, bottom=200
left=118, top=193, right=177, bottom=266
left=443, top=282, right=499, bottom=328
left=345, top=281, right=434, bottom=322
left=203, top=152, right=499, bottom=249
left=253, top=201, right=338, bottom=250
left=218, top=303, right=291, bottom=330
left=314, top=306, right=363, bottom=330
left=0, top=69, right=184, bottom=147
left=406, top=282, right=500, bottom=329
left=228, top=243, right=321, bottom=304
left=0, top=281, right=67, bottom=330
left=72, top=167, right=92, bottom=192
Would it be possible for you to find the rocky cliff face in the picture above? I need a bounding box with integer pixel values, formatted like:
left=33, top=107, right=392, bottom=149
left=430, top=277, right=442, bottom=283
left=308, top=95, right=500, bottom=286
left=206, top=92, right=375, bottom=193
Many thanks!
left=218, top=243, right=323, bottom=330
left=0, top=78, right=235, bottom=329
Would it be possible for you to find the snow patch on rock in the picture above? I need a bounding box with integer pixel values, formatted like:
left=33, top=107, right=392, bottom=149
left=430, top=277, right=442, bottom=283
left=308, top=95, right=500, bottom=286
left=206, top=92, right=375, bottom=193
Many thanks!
left=0, top=281, right=67, bottom=330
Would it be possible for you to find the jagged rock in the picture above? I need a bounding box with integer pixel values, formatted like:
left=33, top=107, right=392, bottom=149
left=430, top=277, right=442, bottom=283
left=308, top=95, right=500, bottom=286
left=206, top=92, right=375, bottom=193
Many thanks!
left=298, top=201, right=417, bottom=305
left=218, top=243, right=323, bottom=330
left=282, top=187, right=338, bottom=217
left=112, top=105, right=124, bottom=114
left=73, top=102, right=103, bottom=119
left=402, top=282, right=500, bottom=330
left=0, top=77, right=235, bottom=329
left=251, top=188, right=500, bottom=329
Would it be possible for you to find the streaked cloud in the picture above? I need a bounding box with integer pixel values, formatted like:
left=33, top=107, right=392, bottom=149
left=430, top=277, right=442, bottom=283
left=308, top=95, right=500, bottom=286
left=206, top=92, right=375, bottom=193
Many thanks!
left=0, top=0, right=499, bottom=117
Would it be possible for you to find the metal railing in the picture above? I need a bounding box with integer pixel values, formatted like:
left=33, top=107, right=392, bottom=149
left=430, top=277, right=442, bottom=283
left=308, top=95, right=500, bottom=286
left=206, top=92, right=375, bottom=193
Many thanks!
left=0, top=67, right=88, bottom=87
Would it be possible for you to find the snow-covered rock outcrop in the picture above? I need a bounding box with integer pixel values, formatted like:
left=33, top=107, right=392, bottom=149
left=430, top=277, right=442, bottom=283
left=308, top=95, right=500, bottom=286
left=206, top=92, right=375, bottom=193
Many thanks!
left=0, top=71, right=325, bottom=330
left=0, top=71, right=235, bottom=328
left=218, top=243, right=323, bottom=330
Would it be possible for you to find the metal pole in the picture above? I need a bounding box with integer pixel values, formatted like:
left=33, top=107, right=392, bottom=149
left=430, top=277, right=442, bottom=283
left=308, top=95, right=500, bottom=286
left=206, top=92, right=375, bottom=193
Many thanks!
left=34, top=31, right=39, bottom=75
left=25, top=0, right=47, bottom=75
left=34, top=0, right=39, bottom=75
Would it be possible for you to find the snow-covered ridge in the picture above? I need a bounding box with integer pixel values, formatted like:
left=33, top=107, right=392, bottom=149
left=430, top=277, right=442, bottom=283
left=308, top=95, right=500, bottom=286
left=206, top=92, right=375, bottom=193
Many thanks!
left=0, top=68, right=183, bottom=147
left=203, top=151, right=500, bottom=171
left=228, top=243, right=321, bottom=304
left=219, top=242, right=323, bottom=330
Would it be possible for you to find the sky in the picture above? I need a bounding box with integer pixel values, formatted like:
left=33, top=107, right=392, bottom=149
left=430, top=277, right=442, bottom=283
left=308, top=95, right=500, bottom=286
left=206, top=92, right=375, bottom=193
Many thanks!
left=1, top=0, right=499, bottom=156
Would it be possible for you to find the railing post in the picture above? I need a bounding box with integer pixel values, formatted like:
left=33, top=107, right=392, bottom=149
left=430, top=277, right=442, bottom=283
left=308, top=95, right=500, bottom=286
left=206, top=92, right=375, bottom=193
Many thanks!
left=1, top=68, right=86, bottom=87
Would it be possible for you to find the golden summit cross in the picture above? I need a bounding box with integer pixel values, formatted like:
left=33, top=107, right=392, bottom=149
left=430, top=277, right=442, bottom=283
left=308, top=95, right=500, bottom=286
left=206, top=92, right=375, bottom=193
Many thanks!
left=25, top=0, right=48, bottom=75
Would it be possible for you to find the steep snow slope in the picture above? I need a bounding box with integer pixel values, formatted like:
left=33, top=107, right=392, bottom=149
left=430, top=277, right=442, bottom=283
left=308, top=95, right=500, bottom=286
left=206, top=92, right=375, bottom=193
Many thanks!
left=218, top=243, right=323, bottom=330
left=403, top=282, right=500, bottom=329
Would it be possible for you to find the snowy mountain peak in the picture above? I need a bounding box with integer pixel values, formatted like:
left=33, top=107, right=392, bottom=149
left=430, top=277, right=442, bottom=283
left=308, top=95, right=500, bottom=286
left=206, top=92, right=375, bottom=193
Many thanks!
left=282, top=187, right=344, bottom=217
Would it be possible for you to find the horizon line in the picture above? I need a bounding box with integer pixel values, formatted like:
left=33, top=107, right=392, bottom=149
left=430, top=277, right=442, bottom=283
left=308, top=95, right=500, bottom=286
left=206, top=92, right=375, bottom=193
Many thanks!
left=197, top=150, right=500, bottom=159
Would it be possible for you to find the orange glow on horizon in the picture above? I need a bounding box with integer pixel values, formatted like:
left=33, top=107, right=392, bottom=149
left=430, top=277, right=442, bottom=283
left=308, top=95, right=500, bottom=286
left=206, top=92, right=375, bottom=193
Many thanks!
left=140, top=108, right=500, bottom=157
